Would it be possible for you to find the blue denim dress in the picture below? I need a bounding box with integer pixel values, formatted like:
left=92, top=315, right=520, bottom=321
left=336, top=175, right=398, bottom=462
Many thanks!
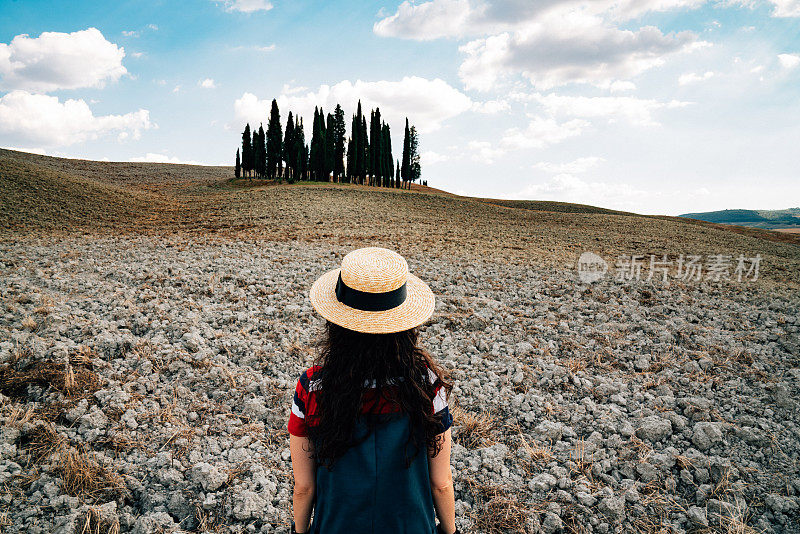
left=309, top=415, right=437, bottom=534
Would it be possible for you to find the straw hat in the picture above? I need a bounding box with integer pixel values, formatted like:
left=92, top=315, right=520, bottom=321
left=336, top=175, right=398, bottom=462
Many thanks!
left=309, top=247, right=435, bottom=334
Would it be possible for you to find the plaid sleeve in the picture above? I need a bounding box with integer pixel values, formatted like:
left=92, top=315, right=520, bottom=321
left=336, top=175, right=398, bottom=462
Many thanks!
left=428, top=368, right=452, bottom=433
left=288, top=369, right=311, bottom=437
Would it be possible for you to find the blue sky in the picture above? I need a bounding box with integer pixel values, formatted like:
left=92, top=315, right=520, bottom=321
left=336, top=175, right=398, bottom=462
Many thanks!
left=0, top=0, right=798, bottom=215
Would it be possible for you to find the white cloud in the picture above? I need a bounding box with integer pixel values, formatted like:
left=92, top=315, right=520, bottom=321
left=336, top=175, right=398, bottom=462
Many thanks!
left=173, top=85, right=182, bottom=93
left=778, top=53, right=800, bottom=70
left=422, top=150, right=449, bottom=165
left=472, top=99, right=510, bottom=113
left=0, top=90, right=153, bottom=146
left=374, top=0, right=477, bottom=40
left=532, top=93, right=690, bottom=126
left=375, top=0, right=707, bottom=40
left=235, top=77, right=473, bottom=133
left=678, top=70, right=715, bottom=84
left=465, top=116, right=588, bottom=164
left=607, top=80, right=637, bottom=92
left=467, top=140, right=506, bottom=164
left=218, top=0, right=273, bottom=13
left=767, top=0, right=800, bottom=17
left=0, top=28, right=127, bottom=92
left=230, top=44, right=276, bottom=52
left=233, top=92, right=269, bottom=126
left=726, top=0, right=800, bottom=17
left=129, top=153, right=201, bottom=164
left=500, top=116, right=588, bottom=149
left=199, top=78, right=217, bottom=89
left=147, top=24, right=159, bottom=31
left=458, top=15, right=699, bottom=90
left=533, top=156, right=605, bottom=174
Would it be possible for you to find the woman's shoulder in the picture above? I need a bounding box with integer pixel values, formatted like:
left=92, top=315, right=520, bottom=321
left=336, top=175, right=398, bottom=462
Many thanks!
left=295, top=365, right=322, bottom=392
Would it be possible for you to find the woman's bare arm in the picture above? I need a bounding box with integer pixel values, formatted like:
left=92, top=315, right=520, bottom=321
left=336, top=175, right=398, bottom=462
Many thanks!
left=429, top=428, right=456, bottom=533
left=290, top=434, right=316, bottom=532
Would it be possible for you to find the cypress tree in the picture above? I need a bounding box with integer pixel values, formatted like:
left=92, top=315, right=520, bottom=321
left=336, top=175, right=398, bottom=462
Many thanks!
left=346, top=135, right=354, bottom=183
left=266, top=99, right=282, bottom=180
left=257, top=124, right=266, bottom=178
left=283, top=111, right=295, bottom=181
left=235, top=148, right=241, bottom=179
left=367, top=110, right=375, bottom=184
left=354, top=101, right=366, bottom=184
left=360, top=114, right=368, bottom=185
left=292, top=116, right=305, bottom=183
left=309, top=107, right=322, bottom=181
left=325, top=112, right=335, bottom=182
left=333, top=104, right=346, bottom=182
left=396, top=160, right=401, bottom=189
left=252, top=129, right=259, bottom=178
left=401, top=118, right=411, bottom=189
left=368, top=108, right=383, bottom=186
left=242, top=123, right=252, bottom=179
left=409, top=125, right=420, bottom=186
left=382, top=123, right=392, bottom=188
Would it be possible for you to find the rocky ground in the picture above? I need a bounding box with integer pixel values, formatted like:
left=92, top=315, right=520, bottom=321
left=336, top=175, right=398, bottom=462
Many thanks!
left=1, top=235, right=798, bottom=533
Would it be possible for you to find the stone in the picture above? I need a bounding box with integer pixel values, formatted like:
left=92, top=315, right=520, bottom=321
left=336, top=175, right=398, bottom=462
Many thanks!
left=542, top=511, right=563, bottom=534
left=687, top=505, right=708, bottom=526
left=598, top=496, right=625, bottom=521
left=132, top=511, right=175, bottom=534
left=692, top=422, right=724, bottom=451
left=635, top=415, right=672, bottom=442
left=232, top=490, right=267, bottom=521
left=515, top=341, right=534, bottom=356
left=529, top=473, right=558, bottom=492
left=191, top=462, right=227, bottom=492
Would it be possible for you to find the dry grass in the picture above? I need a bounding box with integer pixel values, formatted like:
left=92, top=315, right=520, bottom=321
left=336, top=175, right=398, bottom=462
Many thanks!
left=77, top=506, right=121, bottom=534
left=23, top=424, right=128, bottom=503
left=194, top=503, right=226, bottom=533
left=465, top=479, right=531, bottom=534
left=0, top=351, right=99, bottom=400
left=452, top=406, right=497, bottom=449
left=21, top=315, right=37, bottom=331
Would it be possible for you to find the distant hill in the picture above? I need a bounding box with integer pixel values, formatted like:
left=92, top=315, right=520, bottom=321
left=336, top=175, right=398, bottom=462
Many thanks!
left=679, top=208, right=800, bottom=230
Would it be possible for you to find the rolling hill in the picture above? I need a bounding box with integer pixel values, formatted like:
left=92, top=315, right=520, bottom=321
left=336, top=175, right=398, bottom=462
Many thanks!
left=1, top=148, right=798, bottom=285
left=679, top=208, right=800, bottom=230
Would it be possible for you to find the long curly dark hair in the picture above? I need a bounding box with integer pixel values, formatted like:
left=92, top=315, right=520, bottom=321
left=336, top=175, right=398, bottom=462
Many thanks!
left=307, top=321, right=450, bottom=470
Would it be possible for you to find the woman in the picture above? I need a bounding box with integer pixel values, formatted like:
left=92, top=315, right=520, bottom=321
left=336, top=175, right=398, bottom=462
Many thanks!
left=287, top=247, right=458, bottom=534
